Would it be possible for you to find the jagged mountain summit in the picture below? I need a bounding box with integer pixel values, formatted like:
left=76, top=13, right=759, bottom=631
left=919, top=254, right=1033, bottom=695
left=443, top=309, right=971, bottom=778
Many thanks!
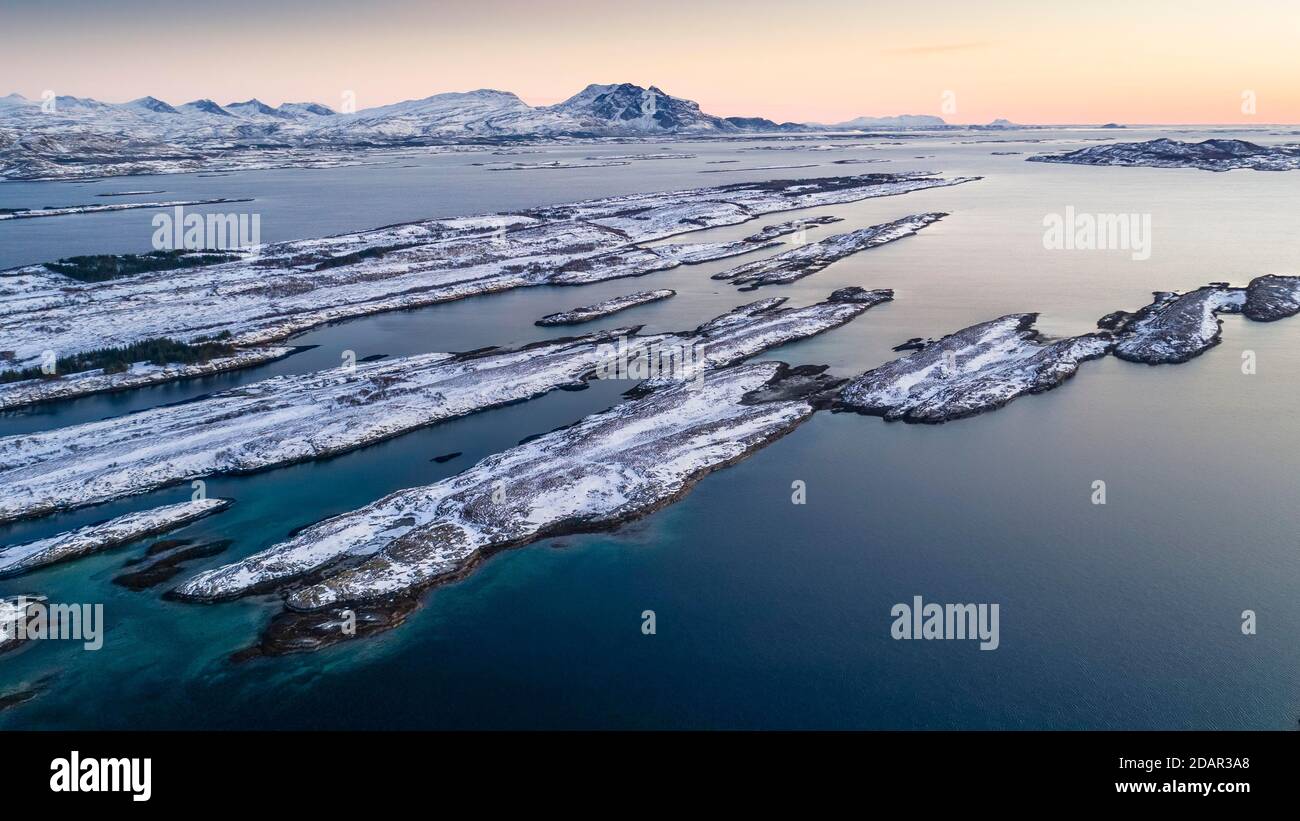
left=178, top=98, right=232, bottom=117
left=224, top=98, right=293, bottom=119
left=545, top=82, right=734, bottom=132
left=0, top=81, right=952, bottom=140
left=124, top=96, right=178, bottom=114
left=278, top=101, right=336, bottom=117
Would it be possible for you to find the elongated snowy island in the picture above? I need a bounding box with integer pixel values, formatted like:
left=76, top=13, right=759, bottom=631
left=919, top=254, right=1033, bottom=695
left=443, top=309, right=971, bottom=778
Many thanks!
left=174, top=362, right=839, bottom=616
left=0, top=499, right=230, bottom=577
left=0, top=173, right=976, bottom=385
left=0, top=292, right=891, bottom=523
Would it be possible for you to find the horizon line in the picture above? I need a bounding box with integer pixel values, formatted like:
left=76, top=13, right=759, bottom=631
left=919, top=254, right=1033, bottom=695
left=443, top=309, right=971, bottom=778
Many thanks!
left=6, top=89, right=1297, bottom=128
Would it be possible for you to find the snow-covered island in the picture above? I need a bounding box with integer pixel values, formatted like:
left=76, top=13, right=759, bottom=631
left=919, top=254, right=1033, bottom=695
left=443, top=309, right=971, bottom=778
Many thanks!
left=1101, top=275, right=1300, bottom=363
left=536, top=289, right=676, bottom=325
left=175, top=362, right=843, bottom=655
left=653, top=216, right=843, bottom=265
left=1240, top=274, right=1300, bottom=321
left=0, top=291, right=891, bottom=524
left=0, top=499, right=229, bottom=577
left=1100, top=287, right=1246, bottom=364
left=839, top=275, right=1300, bottom=422
left=837, top=314, right=1111, bottom=423
left=0, top=198, right=253, bottom=221
left=1028, top=138, right=1300, bottom=171
left=1, top=595, right=45, bottom=655
left=712, top=213, right=946, bottom=289
left=484, top=160, right=631, bottom=171
left=0, top=172, right=976, bottom=398
left=155, top=272, right=1300, bottom=651
left=0, top=347, right=294, bottom=410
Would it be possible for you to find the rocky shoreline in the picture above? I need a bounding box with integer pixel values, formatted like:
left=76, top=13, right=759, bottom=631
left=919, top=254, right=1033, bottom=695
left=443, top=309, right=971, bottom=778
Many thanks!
left=839, top=275, right=1300, bottom=422
left=837, top=314, right=1111, bottom=423
left=0, top=346, right=296, bottom=410
left=0, top=499, right=230, bottom=577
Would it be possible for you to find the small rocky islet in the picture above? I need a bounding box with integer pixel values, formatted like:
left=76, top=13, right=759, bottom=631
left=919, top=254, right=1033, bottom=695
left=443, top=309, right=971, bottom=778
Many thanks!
left=839, top=275, right=1300, bottom=421
left=535, top=289, right=676, bottom=326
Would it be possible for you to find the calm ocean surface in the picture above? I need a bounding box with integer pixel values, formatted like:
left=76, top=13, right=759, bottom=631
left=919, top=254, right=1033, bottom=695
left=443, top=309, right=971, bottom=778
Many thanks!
left=2, top=128, right=1298, bottom=728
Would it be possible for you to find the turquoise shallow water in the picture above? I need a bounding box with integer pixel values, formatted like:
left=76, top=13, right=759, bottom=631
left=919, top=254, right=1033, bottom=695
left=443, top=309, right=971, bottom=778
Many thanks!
left=2, top=128, right=1298, bottom=728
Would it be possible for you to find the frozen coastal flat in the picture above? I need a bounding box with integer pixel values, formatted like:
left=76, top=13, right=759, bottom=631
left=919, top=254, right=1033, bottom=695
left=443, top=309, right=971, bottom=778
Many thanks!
left=0, top=173, right=975, bottom=377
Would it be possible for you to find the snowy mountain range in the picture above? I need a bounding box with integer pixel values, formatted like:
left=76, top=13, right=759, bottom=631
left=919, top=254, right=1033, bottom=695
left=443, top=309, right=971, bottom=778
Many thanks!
left=0, top=82, right=1006, bottom=179
left=0, top=82, right=967, bottom=142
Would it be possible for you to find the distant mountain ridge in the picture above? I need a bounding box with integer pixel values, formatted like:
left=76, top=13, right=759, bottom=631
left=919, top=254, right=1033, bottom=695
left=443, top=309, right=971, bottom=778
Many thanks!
left=0, top=82, right=984, bottom=141
left=0, top=82, right=1029, bottom=179
left=1028, top=138, right=1300, bottom=172
left=817, top=114, right=947, bottom=129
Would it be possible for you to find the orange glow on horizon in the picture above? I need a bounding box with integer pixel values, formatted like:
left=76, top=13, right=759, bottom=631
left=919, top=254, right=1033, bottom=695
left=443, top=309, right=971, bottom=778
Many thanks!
left=3, top=0, right=1298, bottom=124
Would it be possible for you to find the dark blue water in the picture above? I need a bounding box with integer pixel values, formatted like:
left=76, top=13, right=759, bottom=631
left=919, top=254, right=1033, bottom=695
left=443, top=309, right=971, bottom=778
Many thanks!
left=2, top=129, right=1298, bottom=728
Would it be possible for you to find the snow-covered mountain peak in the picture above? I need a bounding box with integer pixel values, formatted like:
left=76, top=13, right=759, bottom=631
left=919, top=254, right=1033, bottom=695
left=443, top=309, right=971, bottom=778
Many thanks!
left=547, top=82, right=732, bottom=132
left=179, top=99, right=233, bottom=116
left=225, top=98, right=290, bottom=118
left=277, top=102, right=337, bottom=117
left=125, top=96, right=179, bottom=114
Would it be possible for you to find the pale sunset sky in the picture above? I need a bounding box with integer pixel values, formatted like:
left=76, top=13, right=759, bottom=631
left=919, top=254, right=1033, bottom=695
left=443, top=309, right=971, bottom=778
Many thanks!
left=2, top=0, right=1297, bottom=123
